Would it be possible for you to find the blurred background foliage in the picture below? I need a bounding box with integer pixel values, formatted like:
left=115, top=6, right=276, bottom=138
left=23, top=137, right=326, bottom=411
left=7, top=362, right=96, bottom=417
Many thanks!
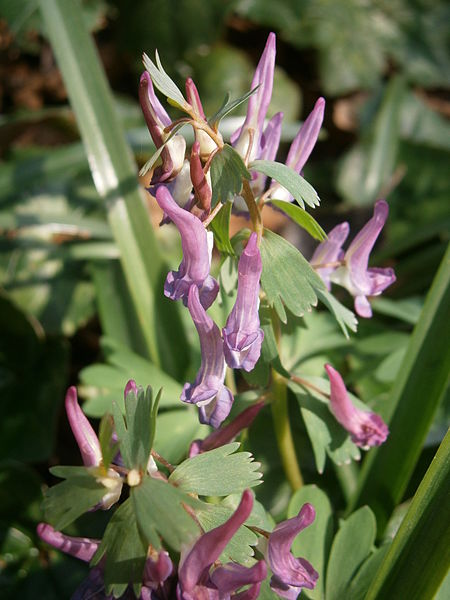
left=0, top=0, right=449, bottom=597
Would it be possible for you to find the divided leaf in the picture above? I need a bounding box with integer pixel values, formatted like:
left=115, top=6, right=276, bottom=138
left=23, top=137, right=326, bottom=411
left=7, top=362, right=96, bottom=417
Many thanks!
left=112, top=385, right=159, bottom=471
left=210, top=144, right=251, bottom=208
left=270, top=199, right=327, bottom=241
left=208, top=85, right=260, bottom=129
left=169, top=443, right=262, bottom=496
left=44, top=467, right=109, bottom=530
left=260, top=229, right=326, bottom=323
left=99, top=414, right=119, bottom=469
left=92, top=498, right=147, bottom=598
left=143, top=50, right=187, bottom=109
left=131, top=476, right=201, bottom=551
left=250, top=159, right=320, bottom=209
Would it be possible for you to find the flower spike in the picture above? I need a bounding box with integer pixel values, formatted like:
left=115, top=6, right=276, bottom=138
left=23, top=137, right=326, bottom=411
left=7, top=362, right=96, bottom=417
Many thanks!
left=325, top=364, right=389, bottom=448
left=181, top=285, right=233, bottom=428
left=232, top=32, right=276, bottom=162
left=223, top=232, right=264, bottom=371
left=268, top=503, right=319, bottom=598
left=155, top=186, right=219, bottom=309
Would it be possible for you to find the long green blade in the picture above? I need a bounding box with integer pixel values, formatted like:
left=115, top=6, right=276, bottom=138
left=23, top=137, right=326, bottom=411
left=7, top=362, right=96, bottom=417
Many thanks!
left=365, top=430, right=450, bottom=599
left=39, top=0, right=188, bottom=377
left=349, top=244, right=450, bottom=528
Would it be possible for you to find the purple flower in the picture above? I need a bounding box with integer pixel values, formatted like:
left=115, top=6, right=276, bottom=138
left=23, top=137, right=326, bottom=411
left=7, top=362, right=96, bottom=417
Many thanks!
left=65, top=387, right=123, bottom=509
left=268, top=504, right=319, bottom=599
left=177, top=490, right=266, bottom=599
left=37, top=523, right=100, bottom=562
left=189, top=400, right=265, bottom=457
left=181, top=285, right=233, bottom=428
left=223, top=233, right=264, bottom=371
left=310, top=222, right=350, bottom=290
left=337, top=200, right=396, bottom=318
left=312, top=200, right=396, bottom=317
left=185, top=77, right=221, bottom=160
left=231, top=33, right=276, bottom=163
left=270, top=98, right=325, bottom=202
left=143, top=550, right=174, bottom=591
left=325, top=364, right=389, bottom=449
left=190, top=140, right=212, bottom=214
left=155, top=186, right=219, bottom=309
left=139, top=72, right=186, bottom=184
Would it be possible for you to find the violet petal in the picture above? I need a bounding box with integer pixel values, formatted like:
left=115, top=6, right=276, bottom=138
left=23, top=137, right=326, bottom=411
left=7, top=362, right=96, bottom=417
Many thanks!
left=325, top=364, right=389, bottom=448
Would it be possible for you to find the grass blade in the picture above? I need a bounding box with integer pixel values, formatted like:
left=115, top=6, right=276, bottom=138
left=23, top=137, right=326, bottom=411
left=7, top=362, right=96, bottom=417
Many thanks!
left=349, top=244, right=450, bottom=528
left=365, top=430, right=450, bottom=599
left=39, top=0, right=188, bottom=377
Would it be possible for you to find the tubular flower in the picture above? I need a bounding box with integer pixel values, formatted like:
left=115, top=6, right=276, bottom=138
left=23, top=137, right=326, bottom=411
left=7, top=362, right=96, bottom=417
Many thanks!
left=223, top=233, right=264, bottom=371
left=155, top=186, right=219, bottom=309
left=310, top=222, right=350, bottom=290
left=37, top=523, right=100, bottom=562
left=312, top=200, right=396, bottom=317
left=269, top=97, right=325, bottom=202
left=177, top=490, right=266, bottom=599
left=190, top=140, right=212, bottom=215
left=185, top=77, right=220, bottom=159
left=65, top=387, right=122, bottom=509
left=325, top=364, right=389, bottom=449
left=181, top=285, right=233, bottom=428
left=231, top=32, right=276, bottom=163
left=268, top=504, right=319, bottom=599
left=139, top=72, right=186, bottom=184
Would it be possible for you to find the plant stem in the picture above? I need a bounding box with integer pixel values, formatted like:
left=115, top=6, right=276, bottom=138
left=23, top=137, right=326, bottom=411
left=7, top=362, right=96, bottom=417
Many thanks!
left=241, top=179, right=263, bottom=243
left=271, top=368, right=303, bottom=490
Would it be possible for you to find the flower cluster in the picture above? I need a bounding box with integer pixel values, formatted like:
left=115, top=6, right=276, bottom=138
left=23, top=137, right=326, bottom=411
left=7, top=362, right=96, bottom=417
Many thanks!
left=37, top=388, right=318, bottom=599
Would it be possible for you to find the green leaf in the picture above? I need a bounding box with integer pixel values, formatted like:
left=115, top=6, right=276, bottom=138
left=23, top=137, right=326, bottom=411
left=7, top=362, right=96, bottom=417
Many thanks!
left=153, top=407, right=204, bottom=464
left=112, top=385, right=156, bottom=471
left=210, top=144, right=251, bottom=207
left=209, top=201, right=235, bottom=256
left=169, top=443, right=262, bottom=496
left=195, top=502, right=258, bottom=565
left=349, top=245, right=450, bottom=529
left=131, top=476, right=201, bottom=551
left=365, top=431, right=450, bottom=600
left=260, top=229, right=325, bottom=323
left=138, top=121, right=187, bottom=176
left=98, top=414, right=119, bottom=469
left=43, top=469, right=109, bottom=530
left=325, top=507, right=377, bottom=600
left=92, top=498, right=147, bottom=598
left=315, top=288, right=358, bottom=339
left=250, top=160, right=320, bottom=209
left=287, top=485, right=333, bottom=600
left=370, top=296, right=422, bottom=325
left=143, top=49, right=187, bottom=109
left=39, top=0, right=189, bottom=375
left=270, top=200, right=326, bottom=241
left=208, top=85, right=260, bottom=129
left=290, top=382, right=360, bottom=474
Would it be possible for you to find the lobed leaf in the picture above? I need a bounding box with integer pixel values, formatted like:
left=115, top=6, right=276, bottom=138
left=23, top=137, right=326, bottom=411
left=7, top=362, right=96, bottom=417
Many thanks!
left=210, top=144, right=251, bottom=208
left=169, top=443, right=262, bottom=496
left=131, top=476, right=201, bottom=551
left=208, top=85, right=260, bottom=129
left=270, top=199, right=326, bottom=241
left=143, top=50, right=187, bottom=109
left=92, top=498, right=147, bottom=598
left=209, top=201, right=235, bottom=256
left=260, top=229, right=325, bottom=323
left=250, top=159, right=320, bottom=209
left=315, top=288, right=358, bottom=339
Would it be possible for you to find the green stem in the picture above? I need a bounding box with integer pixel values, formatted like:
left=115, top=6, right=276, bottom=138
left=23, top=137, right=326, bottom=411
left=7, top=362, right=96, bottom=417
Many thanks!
left=271, top=368, right=303, bottom=490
